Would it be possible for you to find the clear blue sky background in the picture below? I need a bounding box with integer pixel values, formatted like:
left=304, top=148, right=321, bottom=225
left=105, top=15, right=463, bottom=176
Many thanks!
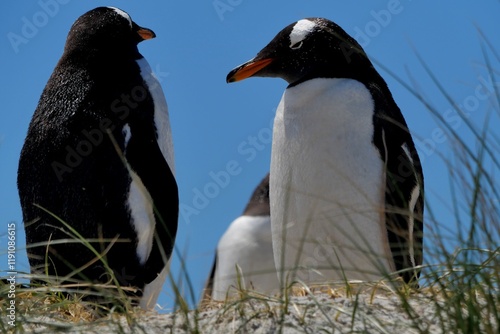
left=0, top=1, right=498, bottom=312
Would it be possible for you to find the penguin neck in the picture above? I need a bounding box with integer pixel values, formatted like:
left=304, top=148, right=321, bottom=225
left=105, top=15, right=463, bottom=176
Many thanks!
left=61, top=43, right=142, bottom=70
left=285, top=65, right=400, bottom=130
left=287, top=59, right=382, bottom=90
left=281, top=77, right=374, bottom=119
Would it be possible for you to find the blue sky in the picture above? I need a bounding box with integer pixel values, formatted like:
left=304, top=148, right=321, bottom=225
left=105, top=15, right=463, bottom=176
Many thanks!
left=0, top=1, right=498, bottom=311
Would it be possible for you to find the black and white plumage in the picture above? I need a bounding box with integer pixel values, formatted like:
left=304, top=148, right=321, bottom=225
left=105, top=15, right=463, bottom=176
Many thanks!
left=203, top=174, right=279, bottom=301
left=227, top=18, right=424, bottom=285
left=17, top=7, right=178, bottom=309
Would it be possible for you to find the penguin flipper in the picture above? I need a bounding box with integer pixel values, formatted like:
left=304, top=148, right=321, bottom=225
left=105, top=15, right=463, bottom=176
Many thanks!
left=378, top=114, right=424, bottom=284
left=122, top=124, right=179, bottom=285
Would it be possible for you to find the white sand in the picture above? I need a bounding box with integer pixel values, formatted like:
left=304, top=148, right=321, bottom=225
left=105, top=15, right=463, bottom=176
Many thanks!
left=18, top=289, right=483, bottom=334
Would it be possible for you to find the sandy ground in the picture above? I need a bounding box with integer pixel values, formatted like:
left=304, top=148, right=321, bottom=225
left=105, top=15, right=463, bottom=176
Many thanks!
left=14, top=288, right=480, bottom=334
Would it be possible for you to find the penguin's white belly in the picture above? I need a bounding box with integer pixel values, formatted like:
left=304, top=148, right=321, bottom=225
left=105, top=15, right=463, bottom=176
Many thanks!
left=270, top=78, right=393, bottom=284
left=212, top=215, right=279, bottom=300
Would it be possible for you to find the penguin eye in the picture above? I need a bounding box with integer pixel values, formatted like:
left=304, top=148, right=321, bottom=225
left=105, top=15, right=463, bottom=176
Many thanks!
left=290, top=41, right=304, bottom=50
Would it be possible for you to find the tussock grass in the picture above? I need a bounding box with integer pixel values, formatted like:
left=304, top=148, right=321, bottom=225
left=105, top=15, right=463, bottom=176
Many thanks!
left=0, top=278, right=134, bottom=333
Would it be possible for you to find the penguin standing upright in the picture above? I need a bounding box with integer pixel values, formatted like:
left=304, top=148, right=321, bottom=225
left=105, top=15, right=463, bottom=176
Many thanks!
left=18, top=7, right=178, bottom=309
left=227, top=18, right=424, bottom=286
left=203, top=174, right=279, bottom=301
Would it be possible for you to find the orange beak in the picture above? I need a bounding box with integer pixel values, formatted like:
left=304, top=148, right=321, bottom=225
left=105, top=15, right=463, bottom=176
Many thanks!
left=137, top=27, right=156, bottom=41
left=226, top=58, right=274, bottom=83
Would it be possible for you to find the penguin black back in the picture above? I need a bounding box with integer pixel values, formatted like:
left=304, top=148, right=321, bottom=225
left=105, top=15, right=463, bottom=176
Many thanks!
left=18, top=7, right=178, bottom=306
left=242, top=174, right=270, bottom=216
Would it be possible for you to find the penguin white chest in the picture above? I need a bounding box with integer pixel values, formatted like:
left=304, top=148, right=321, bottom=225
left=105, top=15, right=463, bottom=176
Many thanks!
left=270, top=78, right=392, bottom=284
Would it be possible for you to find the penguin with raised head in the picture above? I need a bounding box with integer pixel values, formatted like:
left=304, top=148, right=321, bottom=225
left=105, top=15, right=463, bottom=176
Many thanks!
left=18, top=7, right=178, bottom=310
left=203, top=174, right=279, bottom=301
left=227, top=18, right=424, bottom=286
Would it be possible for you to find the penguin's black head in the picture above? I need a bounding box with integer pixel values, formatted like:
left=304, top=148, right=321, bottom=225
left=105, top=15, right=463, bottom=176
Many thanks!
left=243, top=173, right=270, bottom=216
left=64, top=7, right=155, bottom=58
left=227, top=18, right=374, bottom=87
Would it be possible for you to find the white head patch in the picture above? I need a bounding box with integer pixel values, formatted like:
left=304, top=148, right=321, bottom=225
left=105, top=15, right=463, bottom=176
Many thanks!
left=109, top=7, right=133, bottom=28
left=289, top=19, right=316, bottom=47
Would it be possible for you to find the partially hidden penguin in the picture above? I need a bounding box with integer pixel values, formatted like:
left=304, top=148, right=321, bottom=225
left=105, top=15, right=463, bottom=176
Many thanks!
left=203, top=174, right=279, bottom=302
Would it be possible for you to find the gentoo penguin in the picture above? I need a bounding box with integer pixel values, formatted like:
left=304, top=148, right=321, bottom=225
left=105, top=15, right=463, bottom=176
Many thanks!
left=227, top=18, right=424, bottom=286
left=17, top=7, right=178, bottom=310
left=203, top=174, right=279, bottom=301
